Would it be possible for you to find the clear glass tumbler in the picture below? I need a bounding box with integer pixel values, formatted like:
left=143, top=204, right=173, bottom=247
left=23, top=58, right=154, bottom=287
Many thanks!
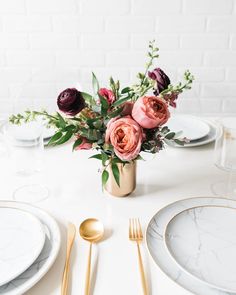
left=2, top=121, right=49, bottom=202
left=212, top=118, right=236, bottom=198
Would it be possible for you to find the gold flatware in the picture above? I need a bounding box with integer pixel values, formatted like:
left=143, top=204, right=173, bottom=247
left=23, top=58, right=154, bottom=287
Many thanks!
left=79, top=218, right=104, bottom=295
left=129, top=218, right=149, bottom=295
left=61, top=223, right=76, bottom=295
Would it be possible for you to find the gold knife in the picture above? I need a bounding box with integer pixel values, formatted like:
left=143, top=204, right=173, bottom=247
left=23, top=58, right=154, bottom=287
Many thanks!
left=61, top=223, right=76, bottom=295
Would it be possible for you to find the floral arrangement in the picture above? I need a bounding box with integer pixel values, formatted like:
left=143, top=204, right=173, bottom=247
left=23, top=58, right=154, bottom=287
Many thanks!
left=10, top=41, right=194, bottom=187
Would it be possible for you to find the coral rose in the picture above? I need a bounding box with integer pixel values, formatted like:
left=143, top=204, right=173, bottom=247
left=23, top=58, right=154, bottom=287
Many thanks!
left=132, top=96, right=170, bottom=129
left=105, top=116, right=143, bottom=161
left=98, top=88, right=115, bottom=105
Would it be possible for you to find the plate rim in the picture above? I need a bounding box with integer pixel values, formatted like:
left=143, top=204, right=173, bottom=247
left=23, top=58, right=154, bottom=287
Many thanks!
left=145, top=196, right=236, bottom=295
left=0, top=207, right=46, bottom=287
left=163, top=204, right=236, bottom=293
left=0, top=200, right=61, bottom=295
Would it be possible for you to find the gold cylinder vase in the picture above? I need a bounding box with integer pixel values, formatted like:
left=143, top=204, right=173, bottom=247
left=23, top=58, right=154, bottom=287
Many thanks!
left=105, top=161, right=136, bottom=197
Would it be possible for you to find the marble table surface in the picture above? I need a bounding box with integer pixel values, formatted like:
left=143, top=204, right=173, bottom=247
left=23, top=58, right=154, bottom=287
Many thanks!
left=0, top=125, right=231, bottom=295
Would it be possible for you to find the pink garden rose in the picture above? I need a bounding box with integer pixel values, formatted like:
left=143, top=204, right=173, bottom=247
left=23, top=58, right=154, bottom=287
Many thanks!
left=132, top=96, right=170, bottom=129
left=75, top=137, right=92, bottom=150
left=98, top=88, right=115, bottom=105
left=105, top=116, right=143, bottom=161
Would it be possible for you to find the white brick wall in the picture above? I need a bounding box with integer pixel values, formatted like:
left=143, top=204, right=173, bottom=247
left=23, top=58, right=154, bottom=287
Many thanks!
left=0, top=0, right=235, bottom=116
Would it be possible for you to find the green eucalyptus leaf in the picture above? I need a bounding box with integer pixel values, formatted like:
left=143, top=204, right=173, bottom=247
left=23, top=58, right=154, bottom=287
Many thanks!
left=111, top=162, right=120, bottom=187
left=64, top=125, right=76, bottom=132
left=121, top=87, right=131, bottom=94
left=174, top=139, right=185, bottom=146
left=101, top=153, right=108, bottom=166
left=99, top=94, right=109, bottom=116
left=89, top=154, right=103, bottom=160
left=72, top=138, right=83, bottom=151
left=112, top=96, right=130, bottom=107
left=81, top=92, right=95, bottom=106
left=165, top=132, right=176, bottom=140
left=55, top=130, right=73, bottom=145
left=47, top=131, right=63, bottom=146
left=109, top=76, right=116, bottom=90
left=92, top=72, right=99, bottom=95
left=56, top=112, right=66, bottom=128
left=161, top=126, right=170, bottom=134
left=102, top=170, right=109, bottom=187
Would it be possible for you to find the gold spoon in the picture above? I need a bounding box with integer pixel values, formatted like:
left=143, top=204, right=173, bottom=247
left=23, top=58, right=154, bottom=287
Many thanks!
left=79, top=218, right=104, bottom=295
left=61, top=223, right=76, bottom=295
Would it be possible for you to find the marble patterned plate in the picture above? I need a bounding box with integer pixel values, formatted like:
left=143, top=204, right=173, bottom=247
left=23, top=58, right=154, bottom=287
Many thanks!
left=164, top=205, right=236, bottom=293
left=0, top=207, right=45, bottom=286
left=0, top=201, right=61, bottom=295
left=146, top=197, right=236, bottom=295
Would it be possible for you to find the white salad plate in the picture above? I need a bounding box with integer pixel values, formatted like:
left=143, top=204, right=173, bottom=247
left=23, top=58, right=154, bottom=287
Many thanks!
left=167, top=115, right=210, bottom=141
left=0, top=207, right=45, bottom=287
left=0, top=201, right=61, bottom=295
left=146, top=197, right=236, bottom=295
left=164, top=205, right=236, bottom=293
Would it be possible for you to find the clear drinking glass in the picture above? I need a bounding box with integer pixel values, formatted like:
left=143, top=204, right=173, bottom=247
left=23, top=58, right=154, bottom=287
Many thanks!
left=2, top=121, right=49, bottom=202
left=212, top=118, right=236, bottom=198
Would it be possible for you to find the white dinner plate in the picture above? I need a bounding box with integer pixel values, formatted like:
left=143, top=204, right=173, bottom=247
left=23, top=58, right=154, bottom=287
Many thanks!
left=167, top=115, right=210, bottom=141
left=164, top=205, right=236, bottom=293
left=0, top=207, right=45, bottom=286
left=0, top=201, right=61, bottom=295
left=146, top=197, right=236, bottom=295
left=168, top=120, right=217, bottom=148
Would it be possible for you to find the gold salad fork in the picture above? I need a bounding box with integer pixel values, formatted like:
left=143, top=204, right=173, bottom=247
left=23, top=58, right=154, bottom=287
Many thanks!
left=129, top=218, right=149, bottom=295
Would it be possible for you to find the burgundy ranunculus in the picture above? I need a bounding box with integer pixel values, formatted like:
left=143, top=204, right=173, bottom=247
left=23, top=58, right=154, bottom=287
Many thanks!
left=163, top=92, right=179, bottom=108
left=148, top=68, right=170, bottom=95
left=57, top=88, right=85, bottom=116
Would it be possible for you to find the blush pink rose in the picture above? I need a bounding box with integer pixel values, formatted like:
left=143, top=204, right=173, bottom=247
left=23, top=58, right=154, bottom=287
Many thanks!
left=105, top=116, right=143, bottom=161
left=132, top=96, right=170, bottom=129
left=98, top=88, right=115, bottom=105
left=75, top=137, right=92, bottom=150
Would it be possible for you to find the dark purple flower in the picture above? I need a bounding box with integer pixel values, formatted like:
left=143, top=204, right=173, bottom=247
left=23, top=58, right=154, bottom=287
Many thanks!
left=148, top=68, right=170, bottom=95
left=57, top=88, right=85, bottom=116
left=163, top=92, right=179, bottom=108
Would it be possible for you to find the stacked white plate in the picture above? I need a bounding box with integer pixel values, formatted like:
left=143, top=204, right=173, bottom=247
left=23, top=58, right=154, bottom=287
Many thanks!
left=167, top=115, right=217, bottom=147
left=146, top=197, right=236, bottom=295
left=0, top=201, right=61, bottom=295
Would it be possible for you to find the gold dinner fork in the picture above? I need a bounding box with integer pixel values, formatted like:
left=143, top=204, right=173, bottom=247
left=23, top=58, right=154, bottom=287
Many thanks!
left=129, top=218, right=149, bottom=295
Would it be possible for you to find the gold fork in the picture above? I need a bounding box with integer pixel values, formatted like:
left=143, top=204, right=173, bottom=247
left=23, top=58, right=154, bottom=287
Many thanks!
left=129, top=218, right=149, bottom=295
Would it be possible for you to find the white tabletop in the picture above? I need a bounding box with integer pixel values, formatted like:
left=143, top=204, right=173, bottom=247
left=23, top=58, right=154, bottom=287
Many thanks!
left=0, top=132, right=228, bottom=295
